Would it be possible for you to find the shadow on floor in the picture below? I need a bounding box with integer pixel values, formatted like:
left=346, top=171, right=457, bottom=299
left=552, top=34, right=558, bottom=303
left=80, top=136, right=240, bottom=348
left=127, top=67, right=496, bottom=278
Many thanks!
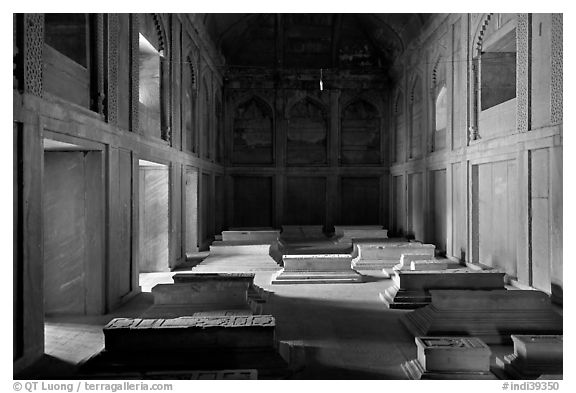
left=14, top=355, right=78, bottom=380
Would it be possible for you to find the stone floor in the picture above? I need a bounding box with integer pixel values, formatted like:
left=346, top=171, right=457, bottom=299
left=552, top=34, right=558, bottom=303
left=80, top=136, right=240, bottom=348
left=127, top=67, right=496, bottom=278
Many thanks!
left=18, top=245, right=524, bottom=380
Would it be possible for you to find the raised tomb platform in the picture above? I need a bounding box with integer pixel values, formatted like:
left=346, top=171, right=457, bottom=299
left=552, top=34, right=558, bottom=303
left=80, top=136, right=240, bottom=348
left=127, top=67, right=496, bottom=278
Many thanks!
left=272, top=253, right=362, bottom=284
left=143, top=273, right=269, bottom=318
left=281, top=225, right=325, bottom=239
left=222, top=229, right=280, bottom=243
left=380, top=266, right=505, bottom=309
left=402, top=336, right=495, bottom=380
left=495, top=335, right=563, bottom=379
left=209, top=240, right=272, bottom=255
left=80, top=314, right=289, bottom=379
left=401, top=290, right=563, bottom=344
left=352, top=241, right=436, bottom=271
left=334, top=226, right=388, bottom=242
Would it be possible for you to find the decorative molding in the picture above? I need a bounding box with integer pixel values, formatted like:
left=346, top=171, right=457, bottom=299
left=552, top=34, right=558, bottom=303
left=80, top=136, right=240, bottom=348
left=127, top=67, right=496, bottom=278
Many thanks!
left=106, top=14, right=119, bottom=125
left=23, top=13, right=44, bottom=97
left=95, top=14, right=106, bottom=115
left=516, top=13, right=531, bottom=133
left=130, top=13, right=139, bottom=133
left=551, top=13, right=563, bottom=125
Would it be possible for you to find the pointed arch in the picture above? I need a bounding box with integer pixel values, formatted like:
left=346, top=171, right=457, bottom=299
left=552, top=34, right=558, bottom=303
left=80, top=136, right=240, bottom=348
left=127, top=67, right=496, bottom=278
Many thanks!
left=340, top=99, right=381, bottom=165
left=232, top=95, right=274, bottom=165
left=286, top=97, right=328, bottom=165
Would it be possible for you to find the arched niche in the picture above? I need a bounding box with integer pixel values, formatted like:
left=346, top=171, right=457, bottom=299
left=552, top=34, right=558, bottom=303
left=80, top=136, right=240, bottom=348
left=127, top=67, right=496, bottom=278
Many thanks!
left=340, top=99, right=381, bottom=165
left=432, top=56, right=447, bottom=151
left=393, top=91, right=405, bottom=163
left=181, top=54, right=197, bottom=153
left=232, top=97, right=274, bottom=165
left=409, top=76, right=423, bottom=159
left=215, top=91, right=224, bottom=164
left=286, top=98, right=328, bottom=165
left=200, top=77, right=211, bottom=159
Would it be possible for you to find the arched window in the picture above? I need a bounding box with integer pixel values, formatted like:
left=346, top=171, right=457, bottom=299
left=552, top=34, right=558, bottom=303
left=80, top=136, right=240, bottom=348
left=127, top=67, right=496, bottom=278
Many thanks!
left=472, top=14, right=517, bottom=140
left=138, top=14, right=169, bottom=142
left=286, top=98, right=328, bottom=165
left=232, top=97, right=273, bottom=165
left=435, top=86, right=447, bottom=132
left=43, top=13, right=94, bottom=109
left=340, top=99, right=380, bottom=165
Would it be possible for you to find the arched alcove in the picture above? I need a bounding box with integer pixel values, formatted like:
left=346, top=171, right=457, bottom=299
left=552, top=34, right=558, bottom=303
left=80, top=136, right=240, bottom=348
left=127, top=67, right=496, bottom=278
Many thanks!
left=340, top=99, right=380, bottom=165
left=409, top=76, right=423, bottom=159
left=232, top=97, right=274, bottom=165
left=393, top=91, right=405, bottom=163
left=286, top=98, right=328, bottom=165
left=182, top=55, right=197, bottom=153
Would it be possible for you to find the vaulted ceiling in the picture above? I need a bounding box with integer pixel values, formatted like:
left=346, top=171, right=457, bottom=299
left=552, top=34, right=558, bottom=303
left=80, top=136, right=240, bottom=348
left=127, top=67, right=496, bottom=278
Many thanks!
left=200, top=14, right=431, bottom=70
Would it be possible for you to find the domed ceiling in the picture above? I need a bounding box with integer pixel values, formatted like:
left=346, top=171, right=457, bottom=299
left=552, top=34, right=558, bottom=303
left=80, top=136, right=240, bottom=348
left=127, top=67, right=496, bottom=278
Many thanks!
left=198, top=14, right=431, bottom=70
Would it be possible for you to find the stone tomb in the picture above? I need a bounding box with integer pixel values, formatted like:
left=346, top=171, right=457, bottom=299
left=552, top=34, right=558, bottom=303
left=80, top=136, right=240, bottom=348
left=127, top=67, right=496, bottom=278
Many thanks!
left=221, top=229, right=280, bottom=243
left=402, top=290, right=563, bottom=344
left=380, top=268, right=505, bottom=309
left=352, top=241, right=435, bottom=270
left=174, top=273, right=270, bottom=314
left=402, top=336, right=495, bottom=379
left=496, top=335, right=563, bottom=379
left=281, top=225, right=325, bottom=238
left=81, top=314, right=289, bottom=379
left=209, top=240, right=272, bottom=255
left=272, top=253, right=362, bottom=284
left=143, top=273, right=267, bottom=317
left=104, top=315, right=276, bottom=352
left=334, top=226, right=388, bottom=242
left=393, top=254, right=460, bottom=271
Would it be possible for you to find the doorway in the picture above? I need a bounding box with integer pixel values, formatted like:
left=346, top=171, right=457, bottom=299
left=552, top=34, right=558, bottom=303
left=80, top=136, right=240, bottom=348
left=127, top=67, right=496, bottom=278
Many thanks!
left=138, top=159, right=170, bottom=273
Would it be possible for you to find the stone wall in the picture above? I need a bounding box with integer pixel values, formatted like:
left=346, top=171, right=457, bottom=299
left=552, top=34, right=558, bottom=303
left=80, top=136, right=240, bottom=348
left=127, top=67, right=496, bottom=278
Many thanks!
left=13, top=13, right=225, bottom=373
left=389, top=14, right=562, bottom=300
left=223, top=70, right=391, bottom=230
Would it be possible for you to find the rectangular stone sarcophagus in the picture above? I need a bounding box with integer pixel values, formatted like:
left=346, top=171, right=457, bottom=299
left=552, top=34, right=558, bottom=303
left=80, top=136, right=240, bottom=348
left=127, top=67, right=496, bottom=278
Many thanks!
left=402, top=336, right=495, bottom=379
left=104, top=315, right=276, bottom=352
left=352, top=241, right=436, bottom=270
left=143, top=273, right=268, bottom=317
left=209, top=240, right=272, bottom=255
left=272, top=253, right=362, bottom=284
left=401, top=290, right=563, bottom=344
left=281, top=225, right=325, bottom=238
left=380, top=268, right=506, bottom=309
left=496, top=335, right=563, bottom=379
left=221, top=229, right=280, bottom=243
left=334, top=226, right=388, bottom=242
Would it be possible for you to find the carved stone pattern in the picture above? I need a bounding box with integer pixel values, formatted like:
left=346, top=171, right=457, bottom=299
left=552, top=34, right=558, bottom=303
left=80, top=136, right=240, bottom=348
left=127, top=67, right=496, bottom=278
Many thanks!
left=516, top=14, right=530, bottom=132
left=96, top=14, right=106, bottom=115
left=106, top=14, right=119, bottom=125
left=551, top=14, right=563, bottom=125
left=475, top=14, right=492, bottom=57
left=23, top=14, right=44, bottom=97
left=152, top=13, right=166, bottom=52
left=106, top=315, right=276, bottom=329
left=130, top=14, right=139, bottom=133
